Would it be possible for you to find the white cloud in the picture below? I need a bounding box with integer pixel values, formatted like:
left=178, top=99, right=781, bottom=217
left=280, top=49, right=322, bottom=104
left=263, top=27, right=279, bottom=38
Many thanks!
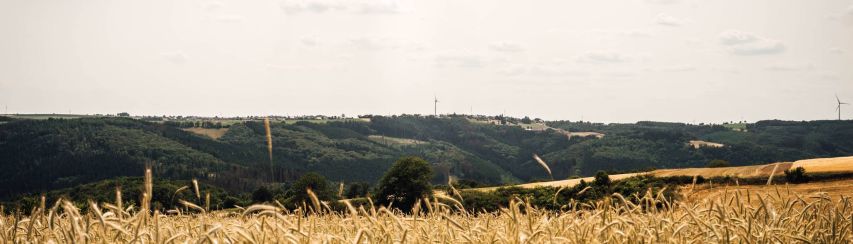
left=829, top=47, right=844, bottom=54
left=655, top=13, right=683, bottom=26
left=719, top=30, right=758, bottom=45
left=489, top=42, right=525, bottom=53
left=214, top=15, right=244, bottom=23
left=848, top=5, right=853, bottom=15
left=434, top=51, right=482, bottom=68
left=348, top=37, right=396, bottom=51
left=279, top=0, right=404, bottom=14
left=358, top=0, right=402, bottom=14
left=718, top=30, right=785, bottom=55
left=656, top=65, right=696, bottom=72
left=265, top=63, right=339, bottom=71
left=764, top=63, right=815, bottom=71
left=160, top=52, right=189, bottom=64
left=601, top=70, right=638, bottom=78
left=645, top=0, right=680, bottom=4
left=499, top=64, right=589, bottom=77
left=300, top=36, right=320, bottom=46
left=577, top=51, right=632, bottom=63
left=591, top=29, right=652, bottom=38
left=201, top=1, right=223, bottom=11
left=730, top=40, right=785, bottom=55
left=818, top=71, right=840, bottom=80
left=280, top=0, right=346, bottom=14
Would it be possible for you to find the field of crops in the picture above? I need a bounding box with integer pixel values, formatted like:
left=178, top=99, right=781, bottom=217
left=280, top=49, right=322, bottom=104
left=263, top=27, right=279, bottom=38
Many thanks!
left=4, top=186, right=853, bottom=243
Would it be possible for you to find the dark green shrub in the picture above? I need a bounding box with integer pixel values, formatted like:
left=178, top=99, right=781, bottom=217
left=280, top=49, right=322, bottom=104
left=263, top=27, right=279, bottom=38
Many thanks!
left=345, top=182, right=371, bottom=199
left=707, top=159, right=730, bottom=168
left=288, top=172, right=336, bottom=205
left=374, top=156, right=433, bottom=212
left=785, top=167, right=809, bottom=184
left=252, top=186, right=273, bottom=203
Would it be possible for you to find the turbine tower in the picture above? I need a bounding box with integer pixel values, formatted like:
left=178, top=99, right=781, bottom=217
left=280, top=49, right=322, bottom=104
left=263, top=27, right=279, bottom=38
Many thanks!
left=837, top=95, right=849, bottom=120
left=433, top=96, right=439, bottom=116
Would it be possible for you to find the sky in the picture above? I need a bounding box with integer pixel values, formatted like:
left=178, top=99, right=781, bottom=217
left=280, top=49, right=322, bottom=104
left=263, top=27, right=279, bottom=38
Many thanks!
left=1, top=0, right=852, bottom=123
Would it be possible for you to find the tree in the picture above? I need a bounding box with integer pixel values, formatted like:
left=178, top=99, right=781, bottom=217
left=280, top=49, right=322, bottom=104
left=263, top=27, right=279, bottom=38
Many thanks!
left=345, top=182, right=371, bottom=198
left=784, top=167, right=809, bottom=184
left=289, top=172, right=335, bottom=204
left=374, top=156, right=433, bottom=212
left=521, top=116, right=532, bottom=124
left=707, top=159, right=730, bottom=168
left=593, top=171, right=611, bottom=187
left=252, top=186, right=273, bottom=203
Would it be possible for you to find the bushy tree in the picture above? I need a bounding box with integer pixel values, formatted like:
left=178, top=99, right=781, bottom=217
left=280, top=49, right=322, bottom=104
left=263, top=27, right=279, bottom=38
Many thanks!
left=784, top=167, right=809, bottom=184
left=288, top=172, right=335, bottom=204
left=252, top=186, right=273, bottom=203
left=374, top=156, right=433, bottom=212
left=345, top=182, right=371, bottom=199
left=593, top=171, right=611, bottom=187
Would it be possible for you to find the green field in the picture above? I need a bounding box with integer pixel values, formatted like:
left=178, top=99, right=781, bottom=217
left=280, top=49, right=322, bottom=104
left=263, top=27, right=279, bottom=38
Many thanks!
left=722, top=122, right=748, bottom=131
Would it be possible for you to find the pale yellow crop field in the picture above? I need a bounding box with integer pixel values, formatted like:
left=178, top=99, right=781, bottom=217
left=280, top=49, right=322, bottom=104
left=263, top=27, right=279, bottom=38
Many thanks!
left=182, top=127, right=230, bottom=140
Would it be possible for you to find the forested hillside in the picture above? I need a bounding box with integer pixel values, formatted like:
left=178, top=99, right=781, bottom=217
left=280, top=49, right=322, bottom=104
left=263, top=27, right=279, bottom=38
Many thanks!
left=2, top=115, right=852, bottom=201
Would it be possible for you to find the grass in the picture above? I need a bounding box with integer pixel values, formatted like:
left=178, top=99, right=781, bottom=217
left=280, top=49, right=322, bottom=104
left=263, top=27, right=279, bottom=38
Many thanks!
left=721, top=122, right=748, bottom=131
left=367, top=135, right=426, bottom=146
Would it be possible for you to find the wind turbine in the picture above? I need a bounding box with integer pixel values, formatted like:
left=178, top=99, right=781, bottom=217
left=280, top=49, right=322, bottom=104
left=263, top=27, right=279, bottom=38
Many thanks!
left=837, top=95, right=849, bottom=120
left=434, top=96, right=439, bottom=117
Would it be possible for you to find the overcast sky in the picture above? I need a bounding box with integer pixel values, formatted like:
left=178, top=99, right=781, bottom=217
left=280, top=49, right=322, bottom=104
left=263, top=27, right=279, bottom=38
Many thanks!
left=1, top=0, right=852, bottom=123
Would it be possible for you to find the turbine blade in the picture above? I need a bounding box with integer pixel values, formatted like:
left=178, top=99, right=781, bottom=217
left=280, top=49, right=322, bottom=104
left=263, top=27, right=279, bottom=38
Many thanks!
left=838, top=95, right=842, bottom=104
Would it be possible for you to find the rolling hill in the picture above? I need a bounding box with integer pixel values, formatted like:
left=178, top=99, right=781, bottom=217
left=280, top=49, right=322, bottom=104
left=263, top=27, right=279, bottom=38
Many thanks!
left=2, top=115, right=853, bottom=201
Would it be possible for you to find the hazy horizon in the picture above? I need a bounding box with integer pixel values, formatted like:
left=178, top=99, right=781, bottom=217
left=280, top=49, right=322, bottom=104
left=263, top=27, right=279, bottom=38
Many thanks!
left=2, top=0, right=852, bottom=123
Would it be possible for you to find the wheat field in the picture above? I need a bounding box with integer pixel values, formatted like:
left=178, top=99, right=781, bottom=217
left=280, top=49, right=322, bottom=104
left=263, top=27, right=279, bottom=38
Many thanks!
left=3, top=186, right=853, bottom=243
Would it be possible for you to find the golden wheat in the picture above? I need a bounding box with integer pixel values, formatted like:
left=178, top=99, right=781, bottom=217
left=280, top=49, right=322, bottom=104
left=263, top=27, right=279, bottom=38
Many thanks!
left=4, top=186, right=852, bottom=243
left=532, top=154, right=553, bottom=179
left=264, top=117, right=274, bottom=182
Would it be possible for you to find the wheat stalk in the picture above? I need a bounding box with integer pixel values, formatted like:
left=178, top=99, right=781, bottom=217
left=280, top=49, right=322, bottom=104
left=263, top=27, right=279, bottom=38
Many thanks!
left=532, top=154, right=553, bottom=179
left=264, top=117, right=274, bottom=182
left=767, top=163, right=780, bottom=185
left=192, top=179, right=201, bottom=200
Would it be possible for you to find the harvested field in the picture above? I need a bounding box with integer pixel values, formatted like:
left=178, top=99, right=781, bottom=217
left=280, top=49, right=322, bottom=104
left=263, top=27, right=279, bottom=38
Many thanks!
left=182, top=127, right=229, bottom=140
left=792, top=156, right=853, bottom=174
left=688, top=140, right=724, bottom=149
left=652, top=162, right=791, bottom=178
left=682, top=178, right=853, bottom=203
left=472, top=173, right=641, bottom=192
left=467, top=156, right=853, bottom=193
